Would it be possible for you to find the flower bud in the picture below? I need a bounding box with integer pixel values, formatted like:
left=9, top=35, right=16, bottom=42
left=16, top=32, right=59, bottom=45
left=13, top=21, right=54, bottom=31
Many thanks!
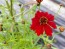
left=36, top=0, right=43, bottom=3
left=3, top=41, right=7, bottom=44
left=21, top=20, right=25, bottom=24
left=60, top=4, right=63, bottom=7
left=59, top=26, right=65, bottom=32
left=0, top=24, right=3, bottom=31
left=36, top=0, right=43, bottom=6
left=46, top=44, right=51, bottom=49
left=19, top=3, right=22, bottom=7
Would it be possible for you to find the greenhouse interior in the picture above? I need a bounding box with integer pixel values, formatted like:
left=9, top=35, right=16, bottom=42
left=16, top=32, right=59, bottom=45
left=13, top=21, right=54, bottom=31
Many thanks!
left=0, top=0, right=65, bottom=49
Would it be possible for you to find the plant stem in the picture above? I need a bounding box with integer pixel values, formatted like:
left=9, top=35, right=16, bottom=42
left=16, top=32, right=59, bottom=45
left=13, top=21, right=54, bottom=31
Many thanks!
left=22, top=1, right=37, bottom=7
left=52, top=32, right=61, bottom=42
left=38, top=5, right=40, bottom=10
left=55, top=5, right=62, bottom=17
left=32, top=37, right=40, bottom=48
left=10, top=0, right=13, bottom=16
left=14, top=5, right=36, bottom=17
left=57, top=6, right=61, bottom=13
left=5, top=0, right=11, bottom=15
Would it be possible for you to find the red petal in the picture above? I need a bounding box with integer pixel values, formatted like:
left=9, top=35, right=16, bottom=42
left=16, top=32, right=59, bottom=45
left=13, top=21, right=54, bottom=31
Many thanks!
left=44, top=24, right=52, bottom=36
left=48, top=21, right=57, bottom=29
left=35, top=11, right=41, bottom=18
left=30, top=24, right=36, bottom=30
left=35, top=25, right=44, bottom=36
left=48, top=14, right=54, bottom=21
left=44, top=12, right=48, bottom=16
left=32, top=17, right=39, bottom=24
left=30, top=23, right=40, bottom=30
left=30, top=17, right=40, bottom=30
left=35, top=11, right=44, bottom=19
left=44, top=12, right=54, bottom=21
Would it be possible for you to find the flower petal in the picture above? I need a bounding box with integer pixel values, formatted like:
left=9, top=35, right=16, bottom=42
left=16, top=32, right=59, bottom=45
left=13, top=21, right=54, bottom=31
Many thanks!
left=35, top=11, right=41, bottom=18
left=32, top=17, right=39, bottom=24
left=44, top=12, right=54, bottom=21
left=35, top=11, right=44, bottom=19
left=48, top=14, right=54, bottom=21
left=30, top=24, right=36, bottom=30
left=44, top=24, right=52, bottom=36
left=48, top=21, right=57, bottom=29
left=30, top=17, right=40, bottom=30
left=35, top=25, right=44, bottom=36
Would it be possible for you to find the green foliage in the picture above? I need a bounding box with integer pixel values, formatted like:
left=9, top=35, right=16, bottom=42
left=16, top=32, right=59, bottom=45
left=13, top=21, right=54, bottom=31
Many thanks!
left=0, top=0, right=58, bottom=49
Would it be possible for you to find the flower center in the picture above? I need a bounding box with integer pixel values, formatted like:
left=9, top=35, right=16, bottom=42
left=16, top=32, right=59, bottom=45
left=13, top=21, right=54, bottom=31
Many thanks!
left=40, top=17, right=48, bottom=25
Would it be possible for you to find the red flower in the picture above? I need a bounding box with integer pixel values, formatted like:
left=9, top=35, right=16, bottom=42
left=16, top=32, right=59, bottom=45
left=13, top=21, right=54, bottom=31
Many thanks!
left=30, top=11, right=57, bottom=36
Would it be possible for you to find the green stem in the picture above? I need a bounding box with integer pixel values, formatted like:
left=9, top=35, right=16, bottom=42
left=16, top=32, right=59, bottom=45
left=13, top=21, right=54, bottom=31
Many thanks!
left=37, top=5, right=40, bottom=10
left=14, top=5, right=36, bottom=17
left=5, top=0, right=11, bottom=15
left=41, top=33, right=47, bottom=45
left=39, top=5, right=40, bottom=10
left=54, top=32, right=61, bottom=35
left=55, top=5, right=62, bottom=17
left=10, top=0, right=13, bottom=16
left=32, top=37, right=40, bottom=48
left=22, top=2, right=37, bottom=7
left=57, top=6, right=61, bottom=13
left=52, top=32, right=61, bottom=42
